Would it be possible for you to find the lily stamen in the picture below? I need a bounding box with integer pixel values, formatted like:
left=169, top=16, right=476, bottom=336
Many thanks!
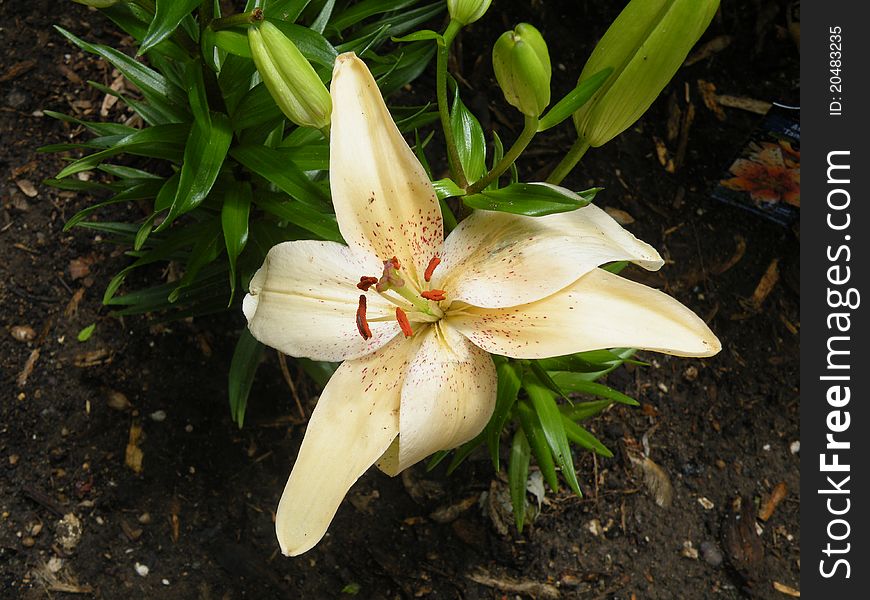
left=421, top=289, right=447, bottom=302
left=357, top=276, right=378, bottom=291
left=424, top=256, right=441, bottom=282
left=355, top=294, right=372, bottom=340
left=395, top=307, right=413, bottom=337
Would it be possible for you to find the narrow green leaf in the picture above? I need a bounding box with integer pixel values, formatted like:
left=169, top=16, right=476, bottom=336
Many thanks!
left=537, top=348, right=640, bottom=379
left=265, top=0, right=312, bottom=23
left=537, top=67, right=612, bottom=131
left=168, top=220, right=224, bottom=302
left=213, top=29, right=252, bottom=58
left=77, top=324, right=96, bottom=342
left=231, top=144, right=329, bottom=209
left=450, top=85, right=487, bottom=182
left=446, top=430, right=485, bottom=474
left=486, top=361, right=522, bottom=471
left=161, top=113, right=233, bottom=227
left=55, top=124, right=189, bottom=179
left=134, top=214, right=157, bottom=251
left=464, top=183, right=600, bottom=217
left=515, top=400, right=559, bottom=493
left=562, top=417, right=614, bottom=458
left=222, top=181, right=252, bottom=302
left=310, top=0, right=336, bottom=34
left=140, top=0, right=201, bottom=55
left=55, top=26, right=187, bottom=120
left=102, top=2, right=190, bottom=61
left=43, top=110, right=136, bottom=137
left=328, top=0, right=418, bottom=31
left=256, top=193, right=342, bottom=242
left=228, top=329, right=265, bottom=427
left=525, top=381, right=582, bottom=496
left=487, top=131, right=504, bottom=191
left=266, top=20, right=339, bottom=68
left=548, top=373, right=639, bottom=406
left=508, top=427, right=531, bottom=532
left=391, top=29, right=442, bottom=43
left=601, top=260, right=629, bottom=274
left=560, top=400, right=614, bottom=422
left=432, top=178, right=466, bottom=201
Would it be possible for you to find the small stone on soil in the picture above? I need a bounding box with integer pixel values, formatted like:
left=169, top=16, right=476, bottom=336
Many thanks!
left=789, top=441, right=800, bottom=454
left=150, top=410, right=167, bottom=422
left=134, top=562, right=149, bottom=577
left=10, top=325, right=36, bottom=342
left=700, top=541, right=724, bottom=566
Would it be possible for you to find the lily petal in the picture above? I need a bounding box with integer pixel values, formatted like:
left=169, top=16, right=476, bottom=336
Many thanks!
left=330, top=53, right=443, bottom=282
left=244, top=240, right=399, bottom=362
left=377, top=323, right=497, bottom=475
left=275, top=335, right=416, bottom=556
left=434, top=203, right=662, bottom=308
left=450, top=268, right=721, bottom=359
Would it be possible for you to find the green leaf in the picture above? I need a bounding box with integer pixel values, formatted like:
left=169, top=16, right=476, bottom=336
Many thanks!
left=508, top=427, right=531, bottom=532
left=562, top=417, right=613, bottom=458
left=515, top=400, right=559, bottom=493
left=228, top=329, right=265, bottom=427
left=266, top=20, right=338, bottom=68
left=77, top=323, right=96, bottom=342
left=486, top=361, right=522, bottom=471
left=222, top=181, right=252, bottom=302
left=530, top=361, right=568, bottom=401
left=328, top=0, right=419, bottom=31
left=213, top=29, right=252, bottom=58
left=446, top=430, right=485, bottom=474
left=161, top=113, right=233, bottom=227
left=140, top=0, right=201, bottom=55
left=449, top=85, right=487, bottom=183
left=232, top=82, right=284, bottom=132
left=55, top=26, right=188, bottom=121
left=464, top=183, right=600, bottom=217
left=432, top=178, right=466, bottom=201
left=264, top=0, right=312, bottom=23
left=537, top=348, right=640, bottom=380
left=255, top=193, right=342, bottom=242
left=43, top=110, right=136, bottom=137
left=547, top=373, right=639, bottom=406
left=231, top=144, right=329, bottom=209
left=310, top=0, right=336, bottom=34
left=524, top=381, right=582, bottom=496
left=391, top=29, right=442, bottom=43
left=102, top=2, right=190, bottom=61
left=560, top=400, right=615, bottom=422
left=537, top=67, right=612, bottom=131
left=487, top=131, right=504, bottom=191
left=168, top=219, right=225, bottom=302
left=55, top=124, right=189, bottom=179
left=296, top=358, right=338, bottom=388
left=601, top=260, right=628, bottom=274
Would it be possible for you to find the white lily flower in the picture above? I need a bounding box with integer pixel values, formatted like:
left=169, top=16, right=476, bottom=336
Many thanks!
left=243, top=52, right=720, bottom=556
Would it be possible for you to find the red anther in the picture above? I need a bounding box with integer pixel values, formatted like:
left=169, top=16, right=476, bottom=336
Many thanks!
left=390, top=256, right=401, bottom=269
left=424, top=256, right=441, bottom=282
left=356, top=295, right=372, bottom=340
left=421, top=289, right=447, bottom=302
left=357, top=276, right=378, bottom=291
left=395, top=307, right=413, bottom=338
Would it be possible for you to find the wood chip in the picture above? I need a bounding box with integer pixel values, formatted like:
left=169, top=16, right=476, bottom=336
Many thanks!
left=714, top=235, right=747, bottom=274
left=685, top=35, right=732, bottom=66
left=124, top=421, right=144, bottom=474
left=625, top=442, right=673, bottom=508
left=0, top=59, right=37, bottom=82
left=717, top=94, right=772, bottom=115
left=751, top=259, right=780, bottom=307
left=58, top=64, right=83, bottom=85
left=429, top=494, right=480, bottom=524
left=759, top=482, right=788, bottom=521
left=100, top=73, right=126, bottom=117
left=666, top=91, right=682, bottom=142
left=697, top=79, right=726, bottom=120
left=64, top=288, right=85, bottom=318
left=11, top=325, right=37, bottom=342
left=653, top=136, right=675, bottom=173
left=468, top=569, right=560, bottom=599
left=74, top=348, right=111, bottom=367
left=17, top=349, right=40, bottom=387
left=604, top=207, right=635, bottom=225
left=15, top=179, right=38, bottom=198
left=68, top=257, right=92, bottom=280
left=773, top=581, right=800, bottom=597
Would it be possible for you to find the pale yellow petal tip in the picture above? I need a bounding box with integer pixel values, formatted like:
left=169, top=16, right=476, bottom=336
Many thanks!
left=242, top=264, right=266, bottom=323
left=333, top=51, right=361, bottom=77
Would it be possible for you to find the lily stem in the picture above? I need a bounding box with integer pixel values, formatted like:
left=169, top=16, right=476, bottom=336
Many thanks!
left=466, top=114, right=538, bottom=195
left=546, top=137, right=590, bottom=185
left=436, top=20, right=467, bottom=188
left=210, top=8, right=264, bottom=31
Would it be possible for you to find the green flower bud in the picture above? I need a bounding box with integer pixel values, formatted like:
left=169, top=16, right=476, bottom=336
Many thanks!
left=573, top=0, right=719, bottom=147
left=248, top=21, right=331, bottom=130
left=492, top=23, right=551, bottom=117
left=447, top=0, right=492, bottom=25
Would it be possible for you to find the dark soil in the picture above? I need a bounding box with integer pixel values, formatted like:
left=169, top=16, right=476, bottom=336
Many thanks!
left=1, top=1, right=799, bottom=599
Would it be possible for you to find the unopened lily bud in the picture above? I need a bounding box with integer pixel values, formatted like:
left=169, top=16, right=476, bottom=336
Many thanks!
left=447, top=0, right=492, bottom=25
left=492, top=23, right=551, bottom=117
left=248, top=20, right=331, bottom=130
left=572, top=0, right=719, bottom=147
